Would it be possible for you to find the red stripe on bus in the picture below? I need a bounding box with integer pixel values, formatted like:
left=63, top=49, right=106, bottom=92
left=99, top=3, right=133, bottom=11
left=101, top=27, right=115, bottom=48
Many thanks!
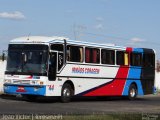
left=126, top=47, right=133, bottom=52
left=83, top=66, right=129, bottom=96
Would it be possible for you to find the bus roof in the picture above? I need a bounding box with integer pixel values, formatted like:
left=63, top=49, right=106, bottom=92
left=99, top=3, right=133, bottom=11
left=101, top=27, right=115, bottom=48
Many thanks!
left=10, top=36, right=69, bottom=43
left=10, top=36, right=126, bottom=49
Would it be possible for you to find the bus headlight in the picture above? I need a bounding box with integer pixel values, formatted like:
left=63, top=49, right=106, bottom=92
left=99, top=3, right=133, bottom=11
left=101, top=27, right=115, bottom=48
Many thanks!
left=4, top=79, right=11, bottom=84
left=31, top=81, right=37, bottom=85
left=39, top=81, right=44, bottom=85
left=31, top=80, right=44, bottom=85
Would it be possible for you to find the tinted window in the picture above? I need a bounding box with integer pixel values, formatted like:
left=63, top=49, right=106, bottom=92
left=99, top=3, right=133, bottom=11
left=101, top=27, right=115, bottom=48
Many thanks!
left=51, top=44, right=63, bottom=51
left=130, top=53, right=142, bottom=66
left=85, top=48, right=100, bottom=63
left=8, top=44, right=48, bottom=51
left=116, top=51, right=124, bottom=65
left=101, top=49, right=115, bottom=65
left=116, top=51, right=129, bottom=66
left=67, top=45, right=83, bottom=62
left=143, top=53, right=155, bottom=67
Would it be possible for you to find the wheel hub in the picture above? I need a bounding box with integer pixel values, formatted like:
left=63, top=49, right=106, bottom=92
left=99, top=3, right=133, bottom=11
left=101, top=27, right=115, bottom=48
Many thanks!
left=63, top=88, right=71, bottom=97
left=130, top=88, right=136, bottom=97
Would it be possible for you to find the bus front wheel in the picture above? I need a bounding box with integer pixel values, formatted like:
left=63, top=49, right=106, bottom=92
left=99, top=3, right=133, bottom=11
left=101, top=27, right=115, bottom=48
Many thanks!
left=60, top=83, right=73, bottom=103
left=128, top=84, right=137, bottom=100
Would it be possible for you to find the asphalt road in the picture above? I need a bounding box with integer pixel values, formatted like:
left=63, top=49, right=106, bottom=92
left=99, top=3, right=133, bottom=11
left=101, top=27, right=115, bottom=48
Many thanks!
left=0, top=94, right=160, bottom=115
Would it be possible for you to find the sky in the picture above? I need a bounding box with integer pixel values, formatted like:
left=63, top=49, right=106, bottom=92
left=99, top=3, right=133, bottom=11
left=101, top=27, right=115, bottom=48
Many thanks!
left=0, top=0, right=160, bottom=59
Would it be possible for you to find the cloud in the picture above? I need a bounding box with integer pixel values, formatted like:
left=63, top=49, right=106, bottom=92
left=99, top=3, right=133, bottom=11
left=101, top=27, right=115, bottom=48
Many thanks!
left=0, top=11, right=25, bottom=20
left=128, top=37, right=145, bottom=45
left=131, top=37, right=145, bottom=43
left=95, top=17, right=104, bottom=30
left=96, top=17, right=104, bottom=22
left=95, top=23, right=104, bottom=30
left=77, top=25, right=87, bottom=30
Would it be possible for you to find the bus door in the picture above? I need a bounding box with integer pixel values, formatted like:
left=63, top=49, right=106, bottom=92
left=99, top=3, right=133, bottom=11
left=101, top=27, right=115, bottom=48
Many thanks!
left=48, top=52, right=57, bottom=81
left=141, top=50, right=155, bottom=94
left=50, top=44, right=64, bottom=72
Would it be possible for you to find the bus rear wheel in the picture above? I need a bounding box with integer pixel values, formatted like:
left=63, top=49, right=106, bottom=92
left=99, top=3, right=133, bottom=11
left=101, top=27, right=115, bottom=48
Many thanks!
left=60, top=83, right=73, bottom=103
left=128, top=84, right=137, bottom=100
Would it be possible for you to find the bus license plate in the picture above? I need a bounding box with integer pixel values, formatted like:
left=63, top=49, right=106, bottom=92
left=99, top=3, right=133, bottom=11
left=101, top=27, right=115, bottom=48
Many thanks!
left=16, top=86, right=26, bottom=92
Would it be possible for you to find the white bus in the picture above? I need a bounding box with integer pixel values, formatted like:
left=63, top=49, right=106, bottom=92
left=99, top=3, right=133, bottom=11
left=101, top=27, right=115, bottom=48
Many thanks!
left=4, top=36, right=155, bottom=102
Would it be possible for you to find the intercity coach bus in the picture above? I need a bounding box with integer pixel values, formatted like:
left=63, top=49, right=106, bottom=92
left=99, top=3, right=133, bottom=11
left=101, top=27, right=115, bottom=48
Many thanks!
left=4, top=36, right=155, bottom=102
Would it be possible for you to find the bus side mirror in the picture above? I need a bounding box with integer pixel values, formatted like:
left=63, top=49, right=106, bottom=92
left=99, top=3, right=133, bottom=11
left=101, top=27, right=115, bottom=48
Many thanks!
left=2, top=53, right=5, bottom=61
left=48, top=52, right=57, bottom=81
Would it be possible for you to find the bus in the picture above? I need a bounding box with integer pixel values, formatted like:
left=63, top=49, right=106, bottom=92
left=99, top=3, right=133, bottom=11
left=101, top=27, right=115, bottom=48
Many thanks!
left=4, top=36, right=155, bottom=102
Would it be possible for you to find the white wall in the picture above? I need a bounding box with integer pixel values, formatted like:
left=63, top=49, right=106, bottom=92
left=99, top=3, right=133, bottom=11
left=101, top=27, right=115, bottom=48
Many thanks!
left=155, top=72, right=160, bottom=90
left=0, top=61, right=6, bottom=93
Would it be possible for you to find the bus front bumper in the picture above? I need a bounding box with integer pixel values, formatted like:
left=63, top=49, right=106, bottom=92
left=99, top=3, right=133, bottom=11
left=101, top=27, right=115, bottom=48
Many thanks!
left=3, top=84, right=46, bottom=96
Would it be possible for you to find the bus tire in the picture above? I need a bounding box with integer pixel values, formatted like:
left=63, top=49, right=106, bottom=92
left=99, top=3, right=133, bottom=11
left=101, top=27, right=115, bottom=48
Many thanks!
left=60, top=83, right=73, bottom=103
left=128, top=84, right=137, bottom=100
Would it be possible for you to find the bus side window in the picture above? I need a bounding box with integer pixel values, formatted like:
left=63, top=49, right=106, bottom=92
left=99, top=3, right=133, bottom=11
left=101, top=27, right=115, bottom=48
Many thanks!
left=143, top=53, right=155, bottom=67
left=130, top=53, right=142, bottom=66
left=116, top=51, right=129, bottom=66
left=80, top=48, right=83, bottom=62
left=101, top=49, right=115, bottom=65
left=116, top=51, right=124, bottom=65
left=85, top=48, right=90, bottom=63
left=93, top=49, right=100, bottom=63
left=67, top=45, right=83, bottom=62
left=51, top=44, right=63, bottom=51
left=124, top=53, right=129, bottom=66
left=85, top=47, right=100, bottom=64
left=51, top=44, right=64, bottom=71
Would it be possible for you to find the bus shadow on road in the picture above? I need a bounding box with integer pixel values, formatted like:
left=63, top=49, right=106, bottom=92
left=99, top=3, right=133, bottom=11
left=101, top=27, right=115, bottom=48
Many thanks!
left=0, top=94, right=60, bottom=103
left=0, top=94, right=24, bottom=101
left=71, top=96, right=148, bottom=102
left=0, top=94, right=149, bottom=103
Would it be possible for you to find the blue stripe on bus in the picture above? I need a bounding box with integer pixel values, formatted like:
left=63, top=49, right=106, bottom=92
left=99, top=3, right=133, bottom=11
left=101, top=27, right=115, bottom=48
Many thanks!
left=133, top=48, right=143, bottom=53
left=122, top=48, right=144, bottom=96
left=4, top=85, right=46, bottom=96
left=122, top=67, right=144, bottom=95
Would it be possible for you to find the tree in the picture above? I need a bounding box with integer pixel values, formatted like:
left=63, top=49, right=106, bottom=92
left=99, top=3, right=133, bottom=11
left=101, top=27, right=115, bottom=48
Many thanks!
left=157, top=60, right=160, bottom=72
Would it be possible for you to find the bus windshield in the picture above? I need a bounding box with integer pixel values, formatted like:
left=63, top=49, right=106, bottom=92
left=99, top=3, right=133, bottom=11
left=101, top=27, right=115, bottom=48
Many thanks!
left=6, top=44, right=48, bottom=75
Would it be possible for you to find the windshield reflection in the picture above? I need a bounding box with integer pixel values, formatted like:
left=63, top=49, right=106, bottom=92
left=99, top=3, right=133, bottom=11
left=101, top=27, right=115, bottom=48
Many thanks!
left=6, top=44, right=48, bottom=75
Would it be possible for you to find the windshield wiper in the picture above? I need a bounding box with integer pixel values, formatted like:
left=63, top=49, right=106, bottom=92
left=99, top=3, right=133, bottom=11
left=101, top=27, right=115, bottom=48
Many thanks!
left=5, top=71, right=18, bottom=75
left=26, top=71, right=34, bottom=76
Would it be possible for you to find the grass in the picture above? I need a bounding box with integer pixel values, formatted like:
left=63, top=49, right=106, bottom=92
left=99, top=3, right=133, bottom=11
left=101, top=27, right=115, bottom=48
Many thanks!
left=62, top=114, right=142, bottom=120
left=1, top=113, right=158, bottom=120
